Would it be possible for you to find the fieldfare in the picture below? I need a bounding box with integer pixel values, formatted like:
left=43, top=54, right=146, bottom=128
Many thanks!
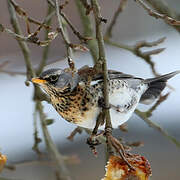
left=32, top=66, right=179, bottom=130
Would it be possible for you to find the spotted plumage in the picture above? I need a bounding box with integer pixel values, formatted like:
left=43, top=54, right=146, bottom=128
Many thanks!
left=32, top=66, right=180, bottom=129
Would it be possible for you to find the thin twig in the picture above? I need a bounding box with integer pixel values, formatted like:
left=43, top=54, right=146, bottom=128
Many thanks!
left=9, top=0, right=51, bottom=31
left=32, top=105, right=42, bottom=156
left=0, top=61, right=25, bottom=76
left=12, top=156, right=79, bottom=167
left=67, top=127, right=82, bottom=141
left=75, top=0, right=99, bottom=63
left=2, top=0, right=57, bottom=47
left=86, top=112, right=105, bottom=155
left=7, top=2, right=71, bottom=179
left=37, top=4, right=54, bottom=75
left=105, top=37, right=166, bottom=77
left=105, top=0, right=128, bottom=38
left=135, top=109, right=180, bottom=148
left=79, top=0, right=93, bottom=15
left=36, top=101, right=72, bottom=180
left=60, top=12, right=91, bottom=43
left=28, top=9, right=55, bottom=37
left=0, top=70, right=25, bottom=76
left=135, top=0, right=180, bottom=25
left=7, top=0, right=50, bottom=100
left=0, top=25, right=29, bottom=40
left=0, top=23, right=56, bottom=47
left=53, top=0, right=88, bottom=69
left=105, top=38, right=175, bottom=90
left=7, top=0, right=35, bottom=80
left=91, top=0, right=113, bottom=156
left=145, top=0, right=180, bottom=33
left=144, top=93, right=170, bottom=118
left=119, top=123, right=128, bottom=132
left=47, top=0, right=90, bottom=43
left=104, top=0, right=162, bottom=77
left=54, top=0, right=73, bottom=58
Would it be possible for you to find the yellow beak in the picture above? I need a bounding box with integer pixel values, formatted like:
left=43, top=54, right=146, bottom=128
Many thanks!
left=31, top=77, right=47, bottom=84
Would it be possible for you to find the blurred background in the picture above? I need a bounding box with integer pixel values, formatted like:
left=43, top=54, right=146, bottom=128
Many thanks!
left=0, top=0, right=180, bottom=179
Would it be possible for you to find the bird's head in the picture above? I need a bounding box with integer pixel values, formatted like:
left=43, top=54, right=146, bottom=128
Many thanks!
left=31, top=68, right=79, bottom=95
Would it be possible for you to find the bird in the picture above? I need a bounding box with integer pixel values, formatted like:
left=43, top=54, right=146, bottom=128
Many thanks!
left=31, top=66, right=179, bottom=130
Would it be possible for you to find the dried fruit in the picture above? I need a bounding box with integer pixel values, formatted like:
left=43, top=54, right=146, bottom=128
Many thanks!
left=0, top=153, right=7, bottom=172
left=102, top=154, right=152, bottom=180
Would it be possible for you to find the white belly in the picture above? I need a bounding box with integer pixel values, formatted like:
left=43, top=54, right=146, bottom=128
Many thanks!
left=76, top=84, right=146, bottom=130
left=108, top=87, right=140, bottom=129
left=77, top=105, right=139, bottom=130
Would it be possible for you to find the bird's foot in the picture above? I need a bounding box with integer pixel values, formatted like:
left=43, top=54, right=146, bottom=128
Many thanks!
left=86, top=131, right=104, bottom=156
left=104, top=131, right=135, bottom=171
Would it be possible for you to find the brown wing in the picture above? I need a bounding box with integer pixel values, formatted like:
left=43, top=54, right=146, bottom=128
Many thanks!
left=78, top=65, right=143, bottom=81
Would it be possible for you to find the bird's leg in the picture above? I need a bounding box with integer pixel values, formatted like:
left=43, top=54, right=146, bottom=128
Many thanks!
left=98, top=97, right=134, bottom=169
left=86, top=111, right=105, bottom=155
left=104, top=124, right=135, bottom=170
left=105, top=131, right=135, bottom=170
left=91, top=99, right=134, bottom=169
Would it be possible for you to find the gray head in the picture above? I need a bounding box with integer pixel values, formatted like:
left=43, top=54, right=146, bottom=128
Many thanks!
left=32, top=68, right=79, bottom=94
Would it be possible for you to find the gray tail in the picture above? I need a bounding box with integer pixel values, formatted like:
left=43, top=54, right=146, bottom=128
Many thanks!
left=140, top=71, right=180, bottom=105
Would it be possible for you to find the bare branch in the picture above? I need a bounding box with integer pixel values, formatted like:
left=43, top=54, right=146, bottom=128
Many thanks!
left=7, top=0, right=35, bottom=80
left=91, top=0, right=111, bottom=126
left=75, top=0, right=99, bottom=63
left=135, top=0, right=180, bottom=25
left=2, top=0, right=57, bottom=48
left=48, top=0, right=90, bottom=43
left=0, top=70, right=25, bottom=76
left=126, top=141, right=144, bottom=148
left=0, top=24, right=54, bottom=46
left=142, top=48, right=165, bottom=56
left=105, top=0, right=128, bottom=38
left=32, top=106, right=42, bottom=156
left=0, top=61, right=26, bottom=76
left=105, top=37, right=166, bottom=77
left=91, top=0, right=113, bottom=157
left=145, top=0, right=180, bottom=33
left=7, top=2, right=71, bottom=179
left=134, top=37, right=166, bottom=48
left=103, top=0, right=166, bottom=78
left=60, top=12, right=91, bottom=43
left=79, top=0, right=93, bottom=15
left=36, top=101, right=72, bottom=180
left=135, top=109, right=180, bottom=148
left=119, top=123, right=128, bottom=132
left=59, top=0, right=70, bottom=10
left=55, top=0, right=73, bottom=59
left=144, top=93, right=170, bottom=118
left=9, top=0, right=51, bottom=32
left=67, top=127, right=82, bottom=141
left=7, top=0, right=51, bottom=102
left=13, top=156, right=80, bottom=167
left=37, top=4, right=54, bottom=75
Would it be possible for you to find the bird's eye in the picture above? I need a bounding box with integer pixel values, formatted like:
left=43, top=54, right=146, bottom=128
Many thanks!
left=50, top=75, right=58, bottom=82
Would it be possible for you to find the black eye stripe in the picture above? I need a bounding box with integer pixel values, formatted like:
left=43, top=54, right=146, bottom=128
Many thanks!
left=44, top=75, right=58, bottom=84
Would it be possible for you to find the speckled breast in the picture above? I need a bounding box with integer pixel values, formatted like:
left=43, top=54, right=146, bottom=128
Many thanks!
left=51, top=85, right=100, bottom=125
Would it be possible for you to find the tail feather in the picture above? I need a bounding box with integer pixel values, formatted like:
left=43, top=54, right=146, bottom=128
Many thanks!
left=144, top=71, right=180, bottom=83
left=140, top=71, right=180, bottom=105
